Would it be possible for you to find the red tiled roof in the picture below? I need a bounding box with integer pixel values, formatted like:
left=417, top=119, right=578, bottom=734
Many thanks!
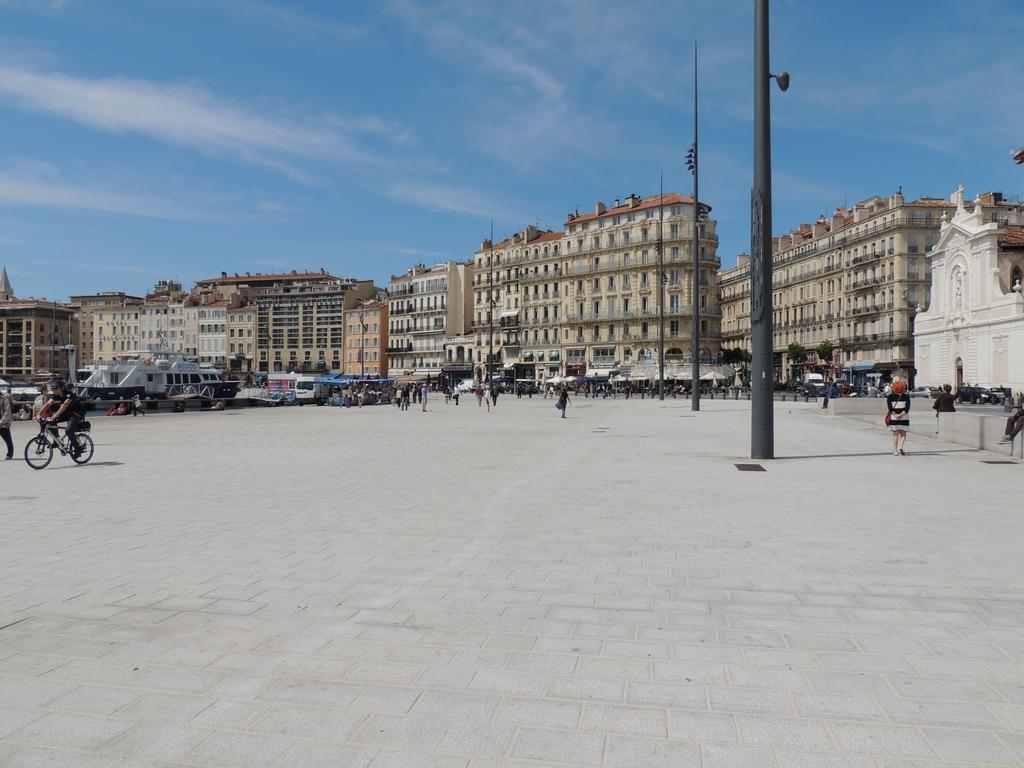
left=999, top=227, right=1024, bottom=247
left=567, top=193, right=696, bottom=225
left=203, top=300, right=229, bottom=307
left=533, top=231, right=563, bottom=243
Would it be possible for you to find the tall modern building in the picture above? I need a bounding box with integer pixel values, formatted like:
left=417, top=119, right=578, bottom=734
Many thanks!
left=717, top=189, right=1016, bottom=386
left=387, top=261, right=472, bottom=384
left=0, top=275, right=77, bottom=379
left=194, top=270, right=379, bottom=373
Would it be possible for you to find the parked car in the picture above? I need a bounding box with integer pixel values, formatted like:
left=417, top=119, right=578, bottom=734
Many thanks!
left=455, top=378, right=477, bottom=393
left=800, top=383, right=824, bottom=398
left=956, top=385, right=1004, bottom=405
left=909, top=386, right=937, bottom=398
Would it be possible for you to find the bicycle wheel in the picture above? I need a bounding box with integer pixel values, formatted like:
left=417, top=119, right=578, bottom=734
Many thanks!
left=70, top=434, right=94, bottom=465
left=24, top=436, right=53, bottom=470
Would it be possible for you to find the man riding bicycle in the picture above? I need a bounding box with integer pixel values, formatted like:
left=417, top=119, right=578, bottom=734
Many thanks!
left=39, top=381, right=86, bottom=456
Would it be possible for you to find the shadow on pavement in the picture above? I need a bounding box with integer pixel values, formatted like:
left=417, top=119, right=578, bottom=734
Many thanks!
left=774, top=449, right=979, bottom=460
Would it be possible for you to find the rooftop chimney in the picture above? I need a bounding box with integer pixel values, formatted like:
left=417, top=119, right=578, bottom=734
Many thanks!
left=596, top=201, right=607, bottom=215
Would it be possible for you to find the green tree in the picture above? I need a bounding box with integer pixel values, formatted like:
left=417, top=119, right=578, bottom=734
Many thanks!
left=816, top=340, right=834, bottom=365
left=787, top=342, right=807, bottom=382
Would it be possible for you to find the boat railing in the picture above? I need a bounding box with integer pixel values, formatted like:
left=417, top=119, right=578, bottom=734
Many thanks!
left=166, top=383, right=217, bottom=400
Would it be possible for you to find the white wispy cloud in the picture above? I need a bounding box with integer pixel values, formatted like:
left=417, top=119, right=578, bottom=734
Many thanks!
left=213, top=0, right=365, bottom=43
left=385, top=180, right=525, bottom=223
left=0, top=65, right=415, bottom=181
left=0, top=160, right=221, bottom=220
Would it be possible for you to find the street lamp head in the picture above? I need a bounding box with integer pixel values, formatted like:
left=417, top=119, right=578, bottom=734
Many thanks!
left=772, top=71, right=790, bottom=92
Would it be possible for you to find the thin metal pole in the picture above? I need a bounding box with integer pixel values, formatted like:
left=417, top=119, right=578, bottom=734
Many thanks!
left=360, top=308, right=365, bottom=379
left=488, top=220, right=494, bottom=387
left=751, top=0, right=775, bottom=459
left=658, top=173, right=665, bottom=400
left=691, top=40, right=701, bottom=412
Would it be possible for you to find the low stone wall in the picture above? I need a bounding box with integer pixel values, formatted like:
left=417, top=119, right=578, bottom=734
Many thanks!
left=937, top=411, right=1021, bottom=455
left=827, top=397, right=889, bottom=417
left=829, top=397, right=1022, bottom=457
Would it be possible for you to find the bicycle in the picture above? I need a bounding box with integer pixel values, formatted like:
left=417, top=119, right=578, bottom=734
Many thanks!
left=24, top=419, right=94, bottom=470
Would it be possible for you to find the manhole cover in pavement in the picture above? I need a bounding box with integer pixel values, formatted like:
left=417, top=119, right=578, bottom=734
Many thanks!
left=735, top=463, right=766, bottom=472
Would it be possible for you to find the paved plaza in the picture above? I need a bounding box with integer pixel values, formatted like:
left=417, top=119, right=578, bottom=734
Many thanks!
left=0, top=398, right=1022, bottom=767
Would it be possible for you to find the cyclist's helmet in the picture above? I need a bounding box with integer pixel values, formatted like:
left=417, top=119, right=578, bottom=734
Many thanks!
left=52, top=380, right=66, bottom=391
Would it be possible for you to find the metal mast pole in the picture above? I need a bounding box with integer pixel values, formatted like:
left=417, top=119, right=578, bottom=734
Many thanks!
left=488, top=220, right=494, bottom=387
left=658, top=174, right=665, bottom=400
left=751, top=0, right=778, bottom=459
left=690, top=41, right=701, bottom=412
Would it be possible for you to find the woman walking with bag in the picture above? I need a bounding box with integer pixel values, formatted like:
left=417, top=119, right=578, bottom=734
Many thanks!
left=886, top=379, right=911, bottom=455
left=556, top=387, right=570, bottom=419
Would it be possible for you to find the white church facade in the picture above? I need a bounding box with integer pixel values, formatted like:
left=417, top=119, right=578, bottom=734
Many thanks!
left=914, top=187, right=1024, bottom=393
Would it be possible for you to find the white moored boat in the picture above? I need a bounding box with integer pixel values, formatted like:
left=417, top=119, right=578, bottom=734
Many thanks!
left=77, top=352, right=239, bottom=401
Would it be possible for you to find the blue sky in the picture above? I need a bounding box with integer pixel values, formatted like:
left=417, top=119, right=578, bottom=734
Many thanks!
left=1, top=0, right=1022, bottom=301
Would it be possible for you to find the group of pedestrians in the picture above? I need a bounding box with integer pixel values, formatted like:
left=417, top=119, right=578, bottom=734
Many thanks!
left=395, top=383, right=430, bottom=412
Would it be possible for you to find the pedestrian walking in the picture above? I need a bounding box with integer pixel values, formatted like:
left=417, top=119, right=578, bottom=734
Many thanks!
left=490, top=384, right=499, bottom=407
left=475, top=384, right=484, bottom=407
left=32, top=383, right=48, bottom=419
left=131, top=393, right=145, bottom=416
left=933, top=383, right=955, bottom=433
left=0, top=383, right=13, bottom=460
left=823, top=381, right=838, bottom=410
left=886, top=379, right=911, bottom=456
left=556, top=386, right=570, bottom=419
left=452, top=388, right=460, bottom=406
left=420, top=384, right=429, bottom=412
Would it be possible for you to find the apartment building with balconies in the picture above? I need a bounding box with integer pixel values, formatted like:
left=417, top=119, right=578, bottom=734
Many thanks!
left=717, top=189, right=1019, bottom=386
left=388, top=261, right=471, bottom=384
left=471, top=226, right=562, bottom=383
left=560, top=193, right=722, bottom=378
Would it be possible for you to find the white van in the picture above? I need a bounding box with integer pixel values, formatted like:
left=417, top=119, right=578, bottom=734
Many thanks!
left=267, top=373, right=329, bottom=404
left=455, top=378, right=477, bottom=394
left=804, top=373, right=825, bottom=387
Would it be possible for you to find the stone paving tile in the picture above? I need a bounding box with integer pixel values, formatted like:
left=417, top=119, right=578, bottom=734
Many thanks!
left=103, top=722, right=214, bottom=760
left=509, top=727, right=605, bottom=766
left=701, top=742, right=780, bottom=768
left=269, top=740, right=379, bottom=768
left=182, top=729, right=294, bottom=768
left=604, top=735, right=702, bottom=767
left=1, top=402, right=1023, bottom=766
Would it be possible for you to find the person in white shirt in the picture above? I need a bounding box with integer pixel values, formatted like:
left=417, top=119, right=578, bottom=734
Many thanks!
left=31, top=383, right=48, bottom=419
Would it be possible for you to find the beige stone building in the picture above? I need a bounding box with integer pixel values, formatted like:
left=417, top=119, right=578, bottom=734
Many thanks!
left=472, top=227, right=562, bottom=383
left=560, top=193, right=721, bottom=379
left=139, top=280, right=195, bottom=357
left=67, top=292, right=144, bottom=364
left=226, top=304, right=256, bottom=375
left=343, top=299, right=388, bottom=378
left=717, top=189, right=1008, bottom=386
left=387, top=261, right=472, bottom=384
left=518, top=231, right=565, bottom=382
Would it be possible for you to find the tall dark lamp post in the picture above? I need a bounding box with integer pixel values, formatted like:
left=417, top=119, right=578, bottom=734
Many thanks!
left=488, top=221, right=495, bottom=386
left=685, top=42, right=701, bottom=412
left=658, top=176, right=665, bottom=400
left=751, top=0, right=789, bottom=459
left=359, top=307, right=367, bottom=379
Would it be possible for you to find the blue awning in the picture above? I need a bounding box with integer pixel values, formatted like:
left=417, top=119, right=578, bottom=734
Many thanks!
left=848, top=363, right=875, bottom=370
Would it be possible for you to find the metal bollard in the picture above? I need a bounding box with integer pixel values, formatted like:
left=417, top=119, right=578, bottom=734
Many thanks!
left=734, top=389, right=739, bottom=400
left=804, top=394, right=809, bottom=403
